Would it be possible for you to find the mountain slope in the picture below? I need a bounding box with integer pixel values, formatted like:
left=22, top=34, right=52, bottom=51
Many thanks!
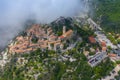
left=93, top=0, right=120, bottom=33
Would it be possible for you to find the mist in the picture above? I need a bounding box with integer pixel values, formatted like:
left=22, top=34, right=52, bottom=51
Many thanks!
left=0, top=0, right=89, bottom=49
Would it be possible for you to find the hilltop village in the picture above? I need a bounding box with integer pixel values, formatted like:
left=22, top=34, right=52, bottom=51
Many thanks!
left=1, top=17, right=120, bottom=80
left=9, top=24, right=73, bottom=53
left=1, top=0, right=120, bottom=79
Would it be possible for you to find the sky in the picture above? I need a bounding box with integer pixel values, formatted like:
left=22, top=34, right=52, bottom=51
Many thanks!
left=0, top=0, right=89, bottom=48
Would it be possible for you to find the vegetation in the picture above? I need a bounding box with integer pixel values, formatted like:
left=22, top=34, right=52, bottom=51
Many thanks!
left=19, top=31, right=27, bottom=37
left=106, top=33, right=118, bottom=45
left=51, top=17, right=73, bottom=36
left=0, top=45, right=114, bottom=80
left=76, top=24, right=94, bottom=43
left=31, top=36, right=39, bottom=43
left=115, top=70, right=120, bottom=80
left=0, top=17, right=115, bottom=80
left=93, top=0, right=120, bottom=33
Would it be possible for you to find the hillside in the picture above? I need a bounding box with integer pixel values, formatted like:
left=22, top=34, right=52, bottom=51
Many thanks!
left=0, top=17, right=115, bottom=80
left=93, top=0, right=120, bottom=33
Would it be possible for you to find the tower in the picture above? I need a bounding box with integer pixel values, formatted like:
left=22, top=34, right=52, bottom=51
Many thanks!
left=63, top=26, right=66, bottom=34
left=54, top=44, right=57, bottom=51
left=48, top=43, right=52, bottom=50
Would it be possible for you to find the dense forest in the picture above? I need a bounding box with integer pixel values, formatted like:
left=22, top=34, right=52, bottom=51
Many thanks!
left=93, top=0, right=120, bottom=33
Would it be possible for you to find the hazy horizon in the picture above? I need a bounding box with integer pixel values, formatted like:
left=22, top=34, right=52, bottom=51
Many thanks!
left=0, top=0, right=89, bottom=49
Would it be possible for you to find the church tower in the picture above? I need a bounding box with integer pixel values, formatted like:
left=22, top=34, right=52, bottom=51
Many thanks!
left=63, top=26, right=66, bottom=34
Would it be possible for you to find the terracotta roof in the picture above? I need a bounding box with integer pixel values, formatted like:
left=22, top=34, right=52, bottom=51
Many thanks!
left=63, top=30, right=73, bottom=37
left=89, top=36, right=96, bottom=43
left=101, top=41, right=106, bottom=47
left=10, top=24, right=73, bottom=53
left=51, top=35, right=57, bottom=38
left=59, top=35, right=65, bottom=39
left=108, top=53, right=117, bottom=57
left=102, top=47, right=107, bottom=51
left=48, top=40, right=61, bottom=44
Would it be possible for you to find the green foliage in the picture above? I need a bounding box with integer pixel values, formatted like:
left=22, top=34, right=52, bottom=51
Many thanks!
left=57, top=31, right=62, bottom=36
left=0, top=16, right=114, bottom=79
left=107, top=33, right=118, bottom=45
left=76, top=26, right=94, bottom=43
left=94, top=0, right=120, bottom=33
left=93, top=58, right=114, bottom=79
left=0, top=47, right=114, bottom=80
left=116, top=60, right=120, bottom=64
left=115, top=70, right=120, bottom=80
left=51, top=17, right=74, bottom=35
left=117, top=39, right=120, bottom=43
left=89, top=52, right=95, bottom=56
left=31, top=36, right=38, bottom=43
left=53, top=62, right=66, bottom=80
left=19, top=31, right=27, bottom=37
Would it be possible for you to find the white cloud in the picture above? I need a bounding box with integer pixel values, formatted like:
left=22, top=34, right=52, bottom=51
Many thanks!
left=0, top=0, right=89, bottom=48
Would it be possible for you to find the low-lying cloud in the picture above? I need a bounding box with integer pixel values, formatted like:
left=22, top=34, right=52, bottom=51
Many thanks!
left=0, top=0, right=89, bottom=49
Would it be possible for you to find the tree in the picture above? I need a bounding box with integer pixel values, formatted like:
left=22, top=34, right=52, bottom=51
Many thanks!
left=31, top=35, right=38, bottom=43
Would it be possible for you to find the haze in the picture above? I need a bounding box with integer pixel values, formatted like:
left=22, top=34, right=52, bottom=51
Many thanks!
left=0, top=0, right=89, bottom=49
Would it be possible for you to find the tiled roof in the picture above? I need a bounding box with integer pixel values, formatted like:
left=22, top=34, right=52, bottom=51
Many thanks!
left=101, top=41, right=106, bottom=47
left=63, top=30, right=73, bottom=37
left=89, top=36, right=96, bottom=43
left=59, top=35, right=65, bottom=39
left=102, top=47, right=107, bottom=51
left=108, top=53, right=117, bottom=57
